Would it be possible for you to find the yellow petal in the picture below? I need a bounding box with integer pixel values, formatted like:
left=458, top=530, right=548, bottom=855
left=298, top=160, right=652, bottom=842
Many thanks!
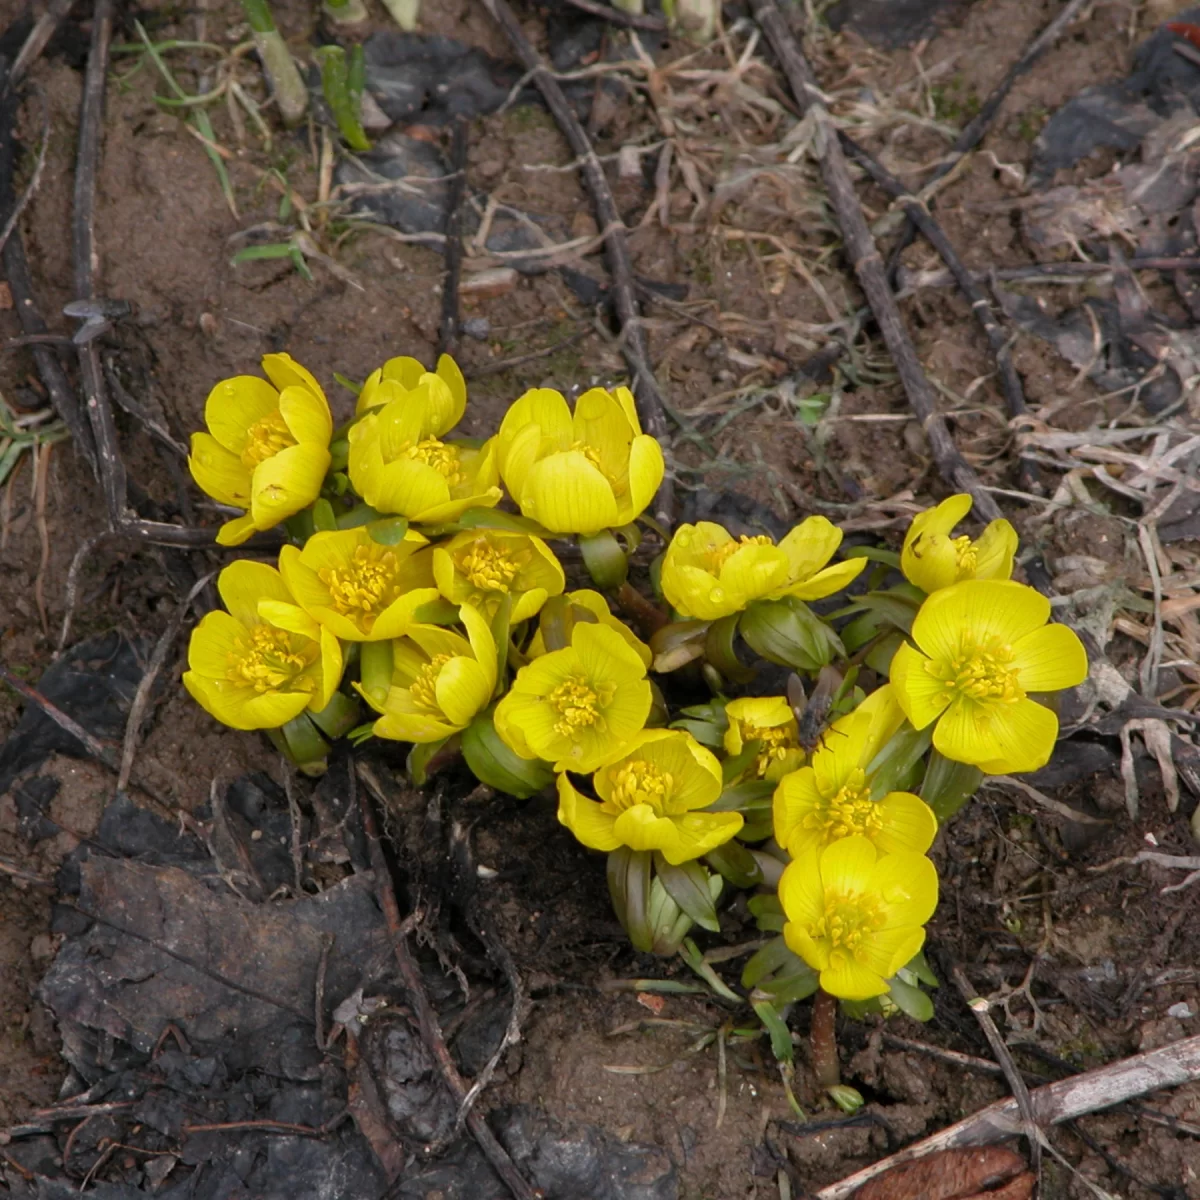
left=779, top=849, right=824, bottom=926
left=818, top=836, right=877, bottom=899
left=261, top=353, right=324, bottom=399
left=374, top=702, right=459, bottom=743
left=250, top=442, right=330, bottom=528
left=459, top=602, right=498, bottom=692
left=573, top=621, right=650, bottom=685
left=493, top=691, right=540, bottom=759
left=820, top=958, right=889, bottom=1001
left=557, top=775, right=621, bottom=852
left=612, top=385, right=642, bottom=436
left=411, top=488, right=504, bottom=526
left=782, top=556, right=867, bottom=602
left=189, top=432, right=251, bottom=508
left=784, top=921, right=828, bottom=973
left=718, top=542, right=790, bottom=609
left=407, top=624, right=473, bottom=660
left=218, top=560, right=294, bottom=627
left=621, top=434, right=665, bottom=525
left=317, top=627, right=343, bottom=709
left=572, top=388, right=634, bottom=482
left=860, top=927, right=926, bottom=982
left=889, top=641, right=949, bottom=730
left=435, top=656, right=492, bottom=727
left=874, top=792, right=938, bottom=855
left=369, top=458, right=451, bottom=519
left=972, top=519, right=1018, bottom=581
left=904, top=494, right=973, bottom=547
left=370, top=587, right=443, bottom=642
left=204, top=376, right=279, bottom=455
left=777, top=516, right=842, bottom=581
left=187, top=610, right=246, bottom=678
left=497, top=421, right=545, bottom=502
left=662, top=563, right=727, bottom=620
left=521, top=452, right=619, bottom=534
left=355, top=367, right=384, bottom=416
left=215, top=513, right=258, bottom=546
left=773, top=767, right=823, bottom=848
left=258, top=599, right=321, bottom=643
left=279, top=383, right=332, bottom=446
left=563, top=589, right=651, bottom=665
left=380, top=355, right=427, bottom=390
left=436, top=354, right=467, bottom=428
left=913, top=580, right=1049, bottom=664
left=902, top=532, right=960, bottom=593
left=511, top=588, right=549, bottom=624
left=936, top=695, right=1059, bottom=774
left=1012, top=623, right=1088, bottom=692
left=869, top=851, right=939, bottom=927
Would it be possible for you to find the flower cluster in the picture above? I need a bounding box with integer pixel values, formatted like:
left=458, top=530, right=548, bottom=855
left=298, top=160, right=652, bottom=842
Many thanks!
left=185, top=351, right=1088, bottom=1027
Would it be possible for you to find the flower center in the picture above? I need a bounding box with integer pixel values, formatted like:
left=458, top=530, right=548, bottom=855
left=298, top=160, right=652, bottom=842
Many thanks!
left=240, top=409, right=296, bottom=469
left=409, top=652, right=453, bottom=714
left=707, top=534, right=773, bottom=574
left=318, top=545, right=404, bottom=632
left=741, top=720, right=801, bottom=777
left=406, top=437, right=464, bottom=487
left=458, top=537, right=525, bottom=595
left=609, top=760, right=673, bottom=816
left=930, top=635, right=1023, bottom=706
left=802, top=768, right=882, bottom=840
left=952, top=534, right=977, bottom=577
left=227, top=625, right=315, bottom=694
left=813, top=891, right=887, bottom=962
left=548, top=674, right=613, bottom=738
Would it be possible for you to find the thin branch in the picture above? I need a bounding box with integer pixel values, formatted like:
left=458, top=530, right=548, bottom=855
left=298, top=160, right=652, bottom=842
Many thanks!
left=7, top=0, right=77, bottom=89
left=560, top=0, right=667, bottom=32
left=752, top=0, right=1001, bottom=520
left=816, top=1034, right=1200, bottom=1200
left=353, top=761, right=540, bottom=1200
left=437, top=117, right=469, bottom=360
left=479, top=0, right=676, bottom=524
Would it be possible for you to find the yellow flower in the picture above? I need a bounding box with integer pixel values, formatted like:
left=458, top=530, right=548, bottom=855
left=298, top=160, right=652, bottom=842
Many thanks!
left=355, top=352, right=466, bottom=419
left=526, top=589, right=653, bottom=667
left=183, top=560, right=343, bottom=730
left=433, top=529, right=564, bottom=623
left=774, top=686, right=937, bottom=858
left=557, top=730, right=743, bottom=864
left=901, top=494, right=1018, bottom=594
left=494, top=622, right=652, bottom=772
left=661, top=517, right=866, bottom=621
left=278, top=526, right=439, bottom=641
left=362, top=604, right=497, bottom=743
left=780, top=836, right=938, bottom=1000
left=494, top=385, right=664, bottom=535
left=890, top=580, right=1088, bottom=774
left=189, top=354, right=333, bottom=546
left=724, top=696, right=804, bottom=781
left=348, top=369, right=502, bottom=524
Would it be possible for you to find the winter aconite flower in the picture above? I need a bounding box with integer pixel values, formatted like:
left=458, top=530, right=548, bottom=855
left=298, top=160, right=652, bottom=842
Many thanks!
left=526, top=589, right=652, bottom=667
left=901, top=494, right=1018, bottom=594
left=348, top=364, right=501, bottom=524
left=189, top=354, right=332, bottom=546
left=355, top=353, right=466, bottom=419
left=183, top=560, right=343, bottom=730
left=433, top=529, right=564, bottom=623
left=494, top=621, right=652, bottom=772
left=889, top=580, right=1088, bottom=774
left=362, top=604, right=497, bottom=743
left=774, top=687, right=936, bottom=858
left=780, top=836, right=939, bottom=1001
left=557, top=730, right=742, bottom=863
left=724, top=696, right=805, bottom=782
left=494, top=386, right=664, bottom=535
left=660, top=517, right=866, bottom=621
left=279, top=526, right=438, bottom=641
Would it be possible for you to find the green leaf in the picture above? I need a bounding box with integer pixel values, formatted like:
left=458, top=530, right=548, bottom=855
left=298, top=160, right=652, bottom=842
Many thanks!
left=705, top=840, right=764, bottom=888
left=705, top=613, right=755, bottom=684
left=458, top=507, right=550, bottom=536
left=609, top=848, right=653, bottom=953
left=751, top=999, right=793, bottom=1064
left=366, top=517, right=410, bottom=545
left=407, top=735, right=451, bottom=787
left=710, top=779, right=775, bottom=812
left=654, top=855, right=720, bottom=932
left=679, top=937, right=740, bottom=1003
left=886, top=974, right=934, bottom=1021
left=231, top=242, right=296, bottom=264
left=921, top=750, right=984, bottom=822
left=741, top=935, right=795, bottom=989
left=758, top=966, right=820, bottom=1006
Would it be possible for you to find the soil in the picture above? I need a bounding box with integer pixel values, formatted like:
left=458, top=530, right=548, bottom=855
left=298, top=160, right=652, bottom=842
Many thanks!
left=2, top=0, right=1200, bottom=1196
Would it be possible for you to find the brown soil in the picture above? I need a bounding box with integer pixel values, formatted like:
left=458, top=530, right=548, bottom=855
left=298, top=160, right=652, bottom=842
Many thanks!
left=2, top=0, right=1200, bottom=1196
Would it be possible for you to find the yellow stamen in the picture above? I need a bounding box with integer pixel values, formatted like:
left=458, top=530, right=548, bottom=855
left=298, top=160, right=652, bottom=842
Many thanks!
left=548, top=674, right=612, bottom=738
left=740, top=719, right=801, bottom=778
left=707, top=534, right=773, bottom=574
left=608, top=760, right=673, bottom=816
left=458, top=536, right=526, bottom=595
left=319, top=545, right=404, bottom=633
left=812, top=891, right=887, bottom=961
left=409, top=653, right=453, bottom=714
left=240, top=409, right=296, bottom=469
left=407, top=437, right=464, bottom=487
left=952, top=534, right=978, bottom=576
left=929, top=635, right=1023, bottom=706
left=228, top=625, right=316, bottom=694
left=801, top=768, right=883, bottom=841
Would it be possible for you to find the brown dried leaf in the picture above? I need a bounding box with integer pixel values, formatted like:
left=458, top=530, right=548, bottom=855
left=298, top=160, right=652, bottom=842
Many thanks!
left=851, top=1146, right=1026, bottom=1200
left=962, top=1173, right=1037, bottom=1200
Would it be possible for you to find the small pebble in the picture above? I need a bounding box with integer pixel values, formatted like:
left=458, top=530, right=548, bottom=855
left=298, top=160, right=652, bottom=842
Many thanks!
left=1168, top=1002, right=1194, bottom=1019
left=462, top=317, right=490, bottom=340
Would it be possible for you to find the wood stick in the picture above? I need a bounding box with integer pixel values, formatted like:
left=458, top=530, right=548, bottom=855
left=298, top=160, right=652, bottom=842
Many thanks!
left=752, top=0, right=1001, bottom=520
left=815, top=1034, right=1200, bottom=1200
left=479, top=0, right=676, bottom=524
left=561, top=0, right=667, bottom=32
left=436, top=118, right=469, bottom=360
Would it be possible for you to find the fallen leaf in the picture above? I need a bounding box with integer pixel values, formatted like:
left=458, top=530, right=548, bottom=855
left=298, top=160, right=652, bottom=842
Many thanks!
left=851, top=1146, right=1026, bottom=1200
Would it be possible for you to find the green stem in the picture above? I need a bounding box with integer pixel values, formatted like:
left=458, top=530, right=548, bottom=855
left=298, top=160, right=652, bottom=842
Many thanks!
left=239, top=0, right=307, bottom=126
left=378, top=0, right=420, bottom=30
left=810, top=988, right=841, bottom=1090
left=359, top=640, right=394, bottom=706
left=318, top=46, right=370, bottom=151
left=323, top=0, right=369, bottom=24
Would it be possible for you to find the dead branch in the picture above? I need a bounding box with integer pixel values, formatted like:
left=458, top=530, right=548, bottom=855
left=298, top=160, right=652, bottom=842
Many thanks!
left=437, top=119, right=469, bottom=360
left=479, top=0, right=676, bottom=524
left=816, top=1034, right=1200, bottom=1200
left=560, top=0, right=666, bottom=32
left=752, top=0, right=1002, bottom=520
left=353, top=761, right=540, bottom=1200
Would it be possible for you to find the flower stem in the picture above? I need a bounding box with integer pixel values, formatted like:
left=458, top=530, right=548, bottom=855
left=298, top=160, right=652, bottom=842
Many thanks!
left=810, top=988, right=841, bottom=1090
left=238, top=0, right=307, bottom=126
left=317, top=45, right=370, bottom=151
